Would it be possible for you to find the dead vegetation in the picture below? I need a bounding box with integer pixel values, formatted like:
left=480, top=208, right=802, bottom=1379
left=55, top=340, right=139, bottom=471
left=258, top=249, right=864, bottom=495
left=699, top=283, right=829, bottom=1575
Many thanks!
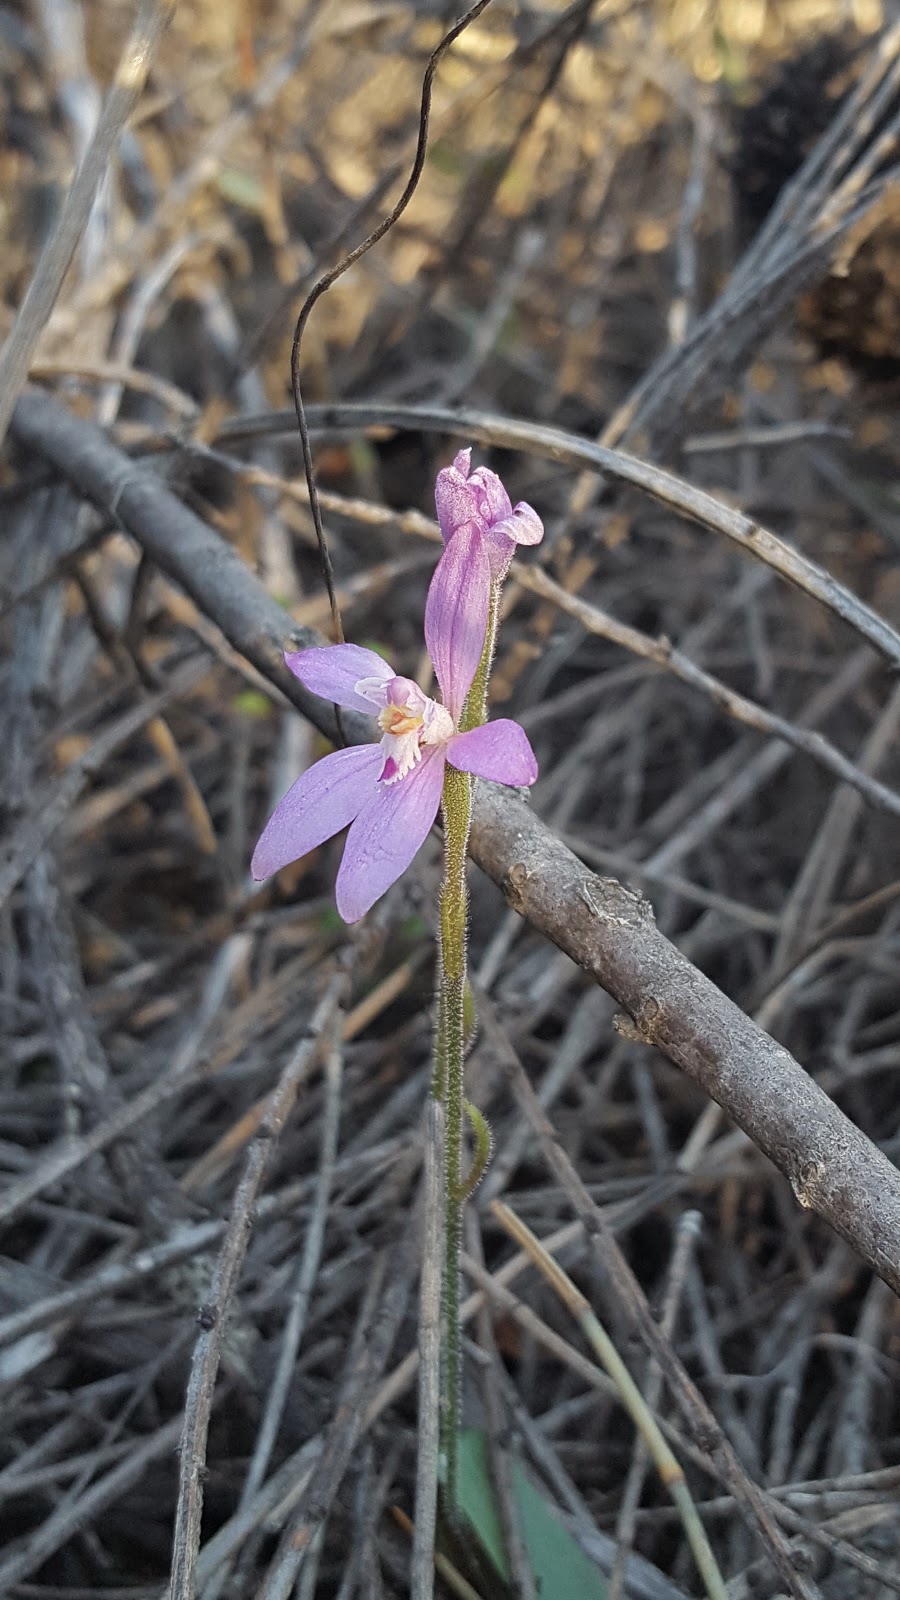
left=1, top=1, right=900, bottom=1597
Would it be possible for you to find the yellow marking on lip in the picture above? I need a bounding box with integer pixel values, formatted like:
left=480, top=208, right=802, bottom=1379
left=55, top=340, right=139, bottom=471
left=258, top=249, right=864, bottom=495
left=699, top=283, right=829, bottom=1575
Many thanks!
left=379, top=706, right=424, bottom=736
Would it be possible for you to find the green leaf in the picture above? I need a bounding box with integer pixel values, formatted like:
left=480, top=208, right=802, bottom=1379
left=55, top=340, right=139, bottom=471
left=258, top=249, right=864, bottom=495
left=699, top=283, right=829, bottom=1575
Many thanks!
left=456, top=1428, right=607, bottom=1599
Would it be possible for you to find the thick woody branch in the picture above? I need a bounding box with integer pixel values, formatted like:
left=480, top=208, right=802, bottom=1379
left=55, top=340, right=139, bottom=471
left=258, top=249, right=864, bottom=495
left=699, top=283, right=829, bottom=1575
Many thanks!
left=10, top=385, right=900, bottom=1299
left=468, top=787, right=900, bottom=1298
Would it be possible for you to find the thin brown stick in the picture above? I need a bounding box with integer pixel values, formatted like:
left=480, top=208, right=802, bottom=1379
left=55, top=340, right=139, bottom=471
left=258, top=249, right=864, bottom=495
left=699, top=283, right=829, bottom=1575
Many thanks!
left=0, top=1146, right=399, bottom=1355
left=516, top=564, right=900, bottom=819
left=0, top=651, right=211, bottom=915
left=412, top=1099, right=446, bottom=1600
left=0, top=929, right=246, bottom=1232
left=256, top=1241, right=416, bottom=1600
left=608, top=1211, right=704, bottom=1600
left=0, top=1416, right=184, bottom=1592
left=476, top=995, right=819, bottom=1600
left=467, top=1211, right=539, bottom=1600
left=168, top=978, right=342, bottom=1600
left=239, top=1017, right=345, bottom=1501
left=0, top=0, right=176, bottom=446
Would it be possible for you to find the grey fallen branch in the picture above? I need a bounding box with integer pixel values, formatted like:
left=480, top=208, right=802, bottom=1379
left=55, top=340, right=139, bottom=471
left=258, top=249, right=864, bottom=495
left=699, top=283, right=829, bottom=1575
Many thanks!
left=9, top=385, right=900, bottom=1300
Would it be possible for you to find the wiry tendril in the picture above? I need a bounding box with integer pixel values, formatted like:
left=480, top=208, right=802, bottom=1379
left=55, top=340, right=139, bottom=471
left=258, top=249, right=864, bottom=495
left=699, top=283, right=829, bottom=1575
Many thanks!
left=289, top=0, right=494, bottom=743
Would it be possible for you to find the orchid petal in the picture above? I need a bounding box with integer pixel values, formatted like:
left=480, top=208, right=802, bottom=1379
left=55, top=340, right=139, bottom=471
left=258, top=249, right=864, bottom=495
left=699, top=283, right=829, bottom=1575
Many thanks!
left=469, top=465, right=512, bottom=527
left=285, top=644, right=393, bottom=715
left=251, top=744, right=383, bottom=880
left=482, top=532, right=515, bottom=583
left=491, top=501, right=544, bottom=548
left=435, top=446, right=543, bottom=588
left=434, top=462, right=482, bottom=545
left=447, top=719, right=538, bottom=787
left=424, top=524, right=491, bottom=722
left=336, top=749, right=446, bottom=922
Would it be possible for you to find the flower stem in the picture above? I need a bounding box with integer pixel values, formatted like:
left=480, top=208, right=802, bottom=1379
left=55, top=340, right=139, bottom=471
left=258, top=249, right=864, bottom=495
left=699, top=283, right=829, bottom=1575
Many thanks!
left=432, top=579, right=501, bottom=1509
left=460, top=582, right=501, bottom=734
left=434, top=759, right=472, bottom=1509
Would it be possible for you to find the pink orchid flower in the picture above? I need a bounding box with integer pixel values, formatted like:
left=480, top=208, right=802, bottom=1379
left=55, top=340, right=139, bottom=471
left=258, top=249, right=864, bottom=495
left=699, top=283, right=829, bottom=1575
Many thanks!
left=435, top=446, right=544, bottom=581
left=251, top=528, right=538, bottom=923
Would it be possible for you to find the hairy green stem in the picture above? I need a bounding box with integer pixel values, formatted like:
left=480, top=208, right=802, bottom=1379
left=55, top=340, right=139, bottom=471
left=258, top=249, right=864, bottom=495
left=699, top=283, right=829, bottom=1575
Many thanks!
left=460, top=582, right=501, bottom=734
left=432, top=584, right=500, bottom=1507
left=434, top=760, right=471, bottom=1507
